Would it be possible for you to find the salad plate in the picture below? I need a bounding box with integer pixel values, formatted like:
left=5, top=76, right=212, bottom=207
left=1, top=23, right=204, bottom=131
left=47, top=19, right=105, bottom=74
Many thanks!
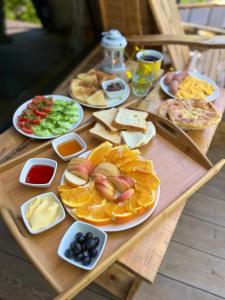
left=13, top=95, right=83, bottom=140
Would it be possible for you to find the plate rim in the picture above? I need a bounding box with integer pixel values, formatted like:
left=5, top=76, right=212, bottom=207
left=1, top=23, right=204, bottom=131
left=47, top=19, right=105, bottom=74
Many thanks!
left=12, top=95, right=84, bottom=140
left=160, top=71, right=220, bottom=102
left=59, top=150, right=160, bottom=232
left=69, top=77, right=130, bottom=109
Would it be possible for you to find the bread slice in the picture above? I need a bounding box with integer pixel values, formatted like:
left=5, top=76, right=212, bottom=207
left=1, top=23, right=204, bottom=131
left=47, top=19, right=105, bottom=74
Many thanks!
left=77, top=73, right=98, bottom=86
left=121, top=121, right=156, bottom=149
left=89, top=122, right=121, bottom=145
left=113, top=108, right=148, bottom=132
left=86, top=90, right=106, bottom=106
left=93, top=108, right=119, bottom=132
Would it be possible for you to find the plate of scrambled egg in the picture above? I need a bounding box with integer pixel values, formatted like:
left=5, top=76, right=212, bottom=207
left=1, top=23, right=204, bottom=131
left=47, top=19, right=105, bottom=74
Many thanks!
left=160, top=71, right=220, bottom=102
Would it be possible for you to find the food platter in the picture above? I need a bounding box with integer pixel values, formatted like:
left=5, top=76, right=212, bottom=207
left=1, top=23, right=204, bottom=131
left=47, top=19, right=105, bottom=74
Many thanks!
left=160, top=71, right=220, bottom=102
left=70, top=77, right=130, bottom=109
left=60, top=150, right=160, bottom=232
left=13, top=95, right=84, bottom=140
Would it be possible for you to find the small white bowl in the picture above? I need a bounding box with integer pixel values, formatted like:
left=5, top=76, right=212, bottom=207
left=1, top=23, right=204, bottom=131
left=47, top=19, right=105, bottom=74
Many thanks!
left=102, top=78, right=126, bottom=99
left=58, top=221, right=107, bottom=271
left=21, top=192, right=66, bottom=234
left=19, top=158, right=57, bottom=188
left=52, top=132, right=87, bottom=161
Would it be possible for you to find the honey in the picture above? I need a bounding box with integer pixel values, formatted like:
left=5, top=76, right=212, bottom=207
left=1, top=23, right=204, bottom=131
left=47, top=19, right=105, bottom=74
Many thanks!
left=57, top=139, right=82, bottom=157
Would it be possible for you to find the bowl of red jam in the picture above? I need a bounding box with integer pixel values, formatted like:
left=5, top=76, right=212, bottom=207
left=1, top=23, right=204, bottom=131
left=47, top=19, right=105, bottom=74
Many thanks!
left=52, top=132, right=86, bottom=161
left=19, top=158, right=57, bottom=188
left=101, top=78, right=126, bottom=99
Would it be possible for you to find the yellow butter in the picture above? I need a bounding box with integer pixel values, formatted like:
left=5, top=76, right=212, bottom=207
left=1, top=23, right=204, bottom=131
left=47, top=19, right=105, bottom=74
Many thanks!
left=26, top=196, right=59, bottom=231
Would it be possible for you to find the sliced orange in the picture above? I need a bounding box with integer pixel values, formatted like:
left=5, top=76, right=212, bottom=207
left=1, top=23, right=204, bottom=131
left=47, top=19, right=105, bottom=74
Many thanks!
left=88, top=141, right=113, bottom=166
left=104, top=202, right=117, bottom=217
left=58, top=184, right=74, bottom=192
left=106, top=145, right=140, bottom=168
left=137, top=189, right=156, bottom=208
left=126, top=170, right=160, bottom=189
left=74, top=204, right=111, bottom=226
left=60, top=185, right=90, bottom=208
left=112, top=204, right=134, bottom=224
left=120, top=159, right=154, bottom=174
left=124, top=194, right=146, bottom=215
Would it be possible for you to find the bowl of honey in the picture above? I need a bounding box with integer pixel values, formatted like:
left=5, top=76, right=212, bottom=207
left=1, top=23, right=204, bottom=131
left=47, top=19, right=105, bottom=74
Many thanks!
left=52, top=132, right=87, bottom=161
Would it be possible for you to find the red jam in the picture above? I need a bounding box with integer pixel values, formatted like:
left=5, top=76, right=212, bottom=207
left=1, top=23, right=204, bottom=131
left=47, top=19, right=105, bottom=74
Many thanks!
left=26, top=165, right=54, bottom=184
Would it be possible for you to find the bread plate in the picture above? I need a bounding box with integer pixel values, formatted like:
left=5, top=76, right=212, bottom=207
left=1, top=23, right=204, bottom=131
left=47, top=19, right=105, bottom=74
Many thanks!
left=13, top=95, right=83, bottom=140
left=69, top=77, right=130, bottom=109
left=160, top=71, right=219, bottom=102
left=60, top=150, right=160, bottom=232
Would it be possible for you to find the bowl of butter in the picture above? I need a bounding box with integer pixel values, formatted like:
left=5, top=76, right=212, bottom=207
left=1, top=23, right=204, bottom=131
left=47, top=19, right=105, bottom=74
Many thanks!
left=21, top=192, right=65, bottom=234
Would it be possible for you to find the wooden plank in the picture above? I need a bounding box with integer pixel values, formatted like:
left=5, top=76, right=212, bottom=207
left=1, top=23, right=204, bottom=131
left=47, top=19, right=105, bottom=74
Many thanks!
left=173, top=213, right=225, bottom=259
left=178, top=3, right=225, bottom=9
left=160, top=242, right=225, bottom=298
left=185, top=193, right=225, bottom=228
left=187, top=8, right=211, bottom=25
left=198, top=173, right=225, bottom=201
left=128, top=34, right=225, bottom=49
left=182, top=21, right=225, bottom=35
left=133, top=275, right=224, bottom=300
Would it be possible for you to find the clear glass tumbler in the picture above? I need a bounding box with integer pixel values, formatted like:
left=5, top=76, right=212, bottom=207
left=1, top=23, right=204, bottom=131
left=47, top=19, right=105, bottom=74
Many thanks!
left=131, top=71, right=153, bottom=97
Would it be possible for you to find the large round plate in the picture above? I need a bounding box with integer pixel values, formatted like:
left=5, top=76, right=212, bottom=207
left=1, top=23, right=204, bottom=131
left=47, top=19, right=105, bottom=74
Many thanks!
left=60, top=150, right=160, bottom=232
left=13, top=95, right=84, bottom=140
left=160, top=71, right=220, bottom=102
left=69, top=77, right=130, bottom=109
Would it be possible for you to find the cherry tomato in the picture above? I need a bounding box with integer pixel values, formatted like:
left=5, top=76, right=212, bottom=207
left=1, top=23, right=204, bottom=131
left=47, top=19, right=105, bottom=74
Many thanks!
left=34, top=109, right=48, bottom=118
left=42, top=106, right=51, bottom=113
left=18, top=116, right=29, bottom=122
left=27, top=103, right=36, bottom=111
left=21, top=126, right=33, bottom=134
left=46, top=98, right=53, bottom=106
left=32, top=95, right=46, bottom=105
left=31, top=118, right=41, bottom=125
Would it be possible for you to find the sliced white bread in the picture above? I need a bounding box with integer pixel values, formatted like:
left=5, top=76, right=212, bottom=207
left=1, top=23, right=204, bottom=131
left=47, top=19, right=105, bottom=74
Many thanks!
left=113, top=107, right=148, bottom=132
left=89, top=122, right=121, bottom=145
left=121, top=121, right=156, bottom=149
left=93, top=108, right=119, bottom=132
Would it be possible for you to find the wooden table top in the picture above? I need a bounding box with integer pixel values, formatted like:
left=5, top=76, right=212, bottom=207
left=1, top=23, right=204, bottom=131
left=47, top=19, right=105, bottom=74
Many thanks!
left=1, top=46, right=225, bottom=286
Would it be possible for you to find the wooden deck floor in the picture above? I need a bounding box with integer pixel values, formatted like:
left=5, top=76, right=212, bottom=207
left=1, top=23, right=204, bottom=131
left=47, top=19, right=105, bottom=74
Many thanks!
left=0, top=121, right=225, bottom=300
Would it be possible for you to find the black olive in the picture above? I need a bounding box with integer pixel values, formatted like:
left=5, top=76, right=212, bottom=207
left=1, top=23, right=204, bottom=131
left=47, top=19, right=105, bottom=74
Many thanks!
left=81, top=242, right=87, bottom=251
left=89, top=248, right=98, bottom=258
left=74, top=252, right=84, bottom=262
left=82, top=255, right=92, bottom=266
left=77, top=234, right=85, bottom=244
left=70, top=240, right=77, bottom=250
left=65, top=249, right=74, bottom=259
left=86, top=237, right=100, bottom=250
left=75, top=232, right=83, bottom=240
left=73, top=243, right=82, bottom=255
left=85, top=232, right=93, bottom=240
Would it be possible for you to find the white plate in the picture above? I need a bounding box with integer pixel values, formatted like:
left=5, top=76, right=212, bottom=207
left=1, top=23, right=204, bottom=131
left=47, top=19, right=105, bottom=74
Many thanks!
left=13, top=95, right=84, bottom=140
left=160, top=71, right=220, bottom=102
left=70, top=77, right=130, bottom=109
left=60, top=150, right=160, bottom=232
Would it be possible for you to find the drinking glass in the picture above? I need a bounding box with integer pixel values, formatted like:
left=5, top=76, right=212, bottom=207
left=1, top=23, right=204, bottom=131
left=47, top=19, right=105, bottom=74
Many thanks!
left=131, top=71, right=153, bottom=97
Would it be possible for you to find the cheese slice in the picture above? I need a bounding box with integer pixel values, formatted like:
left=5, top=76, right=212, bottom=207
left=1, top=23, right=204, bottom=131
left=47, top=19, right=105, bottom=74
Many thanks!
left=26, top=196, right=59, bottom=231
left=121, top=122, right=156, bottom=149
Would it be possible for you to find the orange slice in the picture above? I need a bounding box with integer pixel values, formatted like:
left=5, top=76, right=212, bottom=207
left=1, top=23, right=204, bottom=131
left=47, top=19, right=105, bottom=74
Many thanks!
left=60, top=187, right=90, bottom=208
left=74, top=204, right=111, bottom=226
left=137, top=189, right=156, bottom=208
left=106, top=145, right=140, bottom=168
left=112, top=204, right=134, bottom=224
left=104, top=202, right=117, bottom=217
left=124, top=194, right=147, bottom=215
left=120, top=159, right=154, bottom=174
left=126, top=171, right=160, bottom=189
left=88, top=141, right=113, bottom=166
left=58, top=184, right=74, bottom=192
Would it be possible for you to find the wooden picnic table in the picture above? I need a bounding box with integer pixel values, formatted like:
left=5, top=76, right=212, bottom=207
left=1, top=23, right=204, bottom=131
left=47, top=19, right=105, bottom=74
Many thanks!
left=1, top=46, right=225, bottom=299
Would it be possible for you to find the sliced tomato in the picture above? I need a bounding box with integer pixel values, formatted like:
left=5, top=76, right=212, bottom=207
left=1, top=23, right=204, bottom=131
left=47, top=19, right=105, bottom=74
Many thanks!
left=20, top=126, right=33, bottom=134
left=31, top=118, right=41, bottom=125
left=18, top=116, right=29, bottom=122
left=34, top=109, right=48, bottom=118
left=42, top=106, right=51, bottom=113
left=32, top=95, right=46, bottom=105
left=27, top=103, right=36, bottom=111
left=46, top=98, right=53, bottom=106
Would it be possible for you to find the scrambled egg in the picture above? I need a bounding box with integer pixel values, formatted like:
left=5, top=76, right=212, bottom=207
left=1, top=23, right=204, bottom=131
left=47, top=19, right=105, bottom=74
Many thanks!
left=175, top=76, right=215, bottom=100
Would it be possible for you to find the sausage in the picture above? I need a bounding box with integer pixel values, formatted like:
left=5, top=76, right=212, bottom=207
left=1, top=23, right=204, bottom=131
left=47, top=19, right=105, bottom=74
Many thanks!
left=169, top=80, right=179, bottom=94
left=174, top=71, right=189, bottom=83
left=164, top=72, right=177, bottom=85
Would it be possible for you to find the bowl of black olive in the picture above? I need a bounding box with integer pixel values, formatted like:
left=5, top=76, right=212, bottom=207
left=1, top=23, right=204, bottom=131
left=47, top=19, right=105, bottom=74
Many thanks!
left=57, top=221, right=107, bottom=270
